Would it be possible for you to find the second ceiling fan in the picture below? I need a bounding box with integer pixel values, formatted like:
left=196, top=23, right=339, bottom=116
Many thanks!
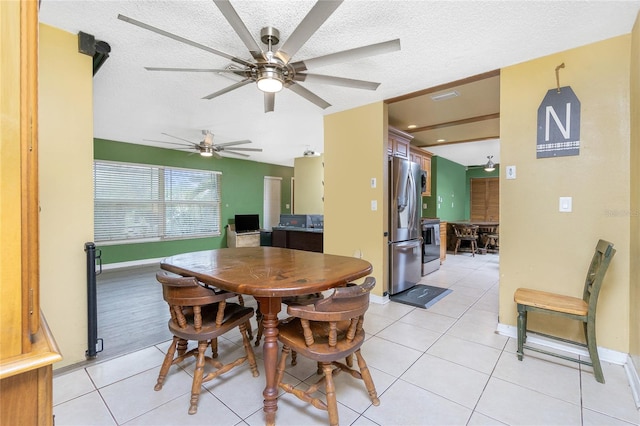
left=146, top=131, right=262, bottom=159
left=118, top=0, right=400, bottom=112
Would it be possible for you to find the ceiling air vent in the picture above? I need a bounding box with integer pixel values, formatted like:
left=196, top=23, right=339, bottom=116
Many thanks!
left=430, top=90, right=459, bottom=101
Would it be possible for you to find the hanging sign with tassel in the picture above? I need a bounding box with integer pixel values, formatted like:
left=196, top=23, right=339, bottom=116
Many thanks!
left=536, top=63, right=581, bottom=158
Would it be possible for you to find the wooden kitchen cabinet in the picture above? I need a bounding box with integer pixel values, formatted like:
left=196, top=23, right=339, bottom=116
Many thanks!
left=1, top=2, right=62, bottom=424
left=410, top=146, right=433, bottom=196
left=388, top=126, right=412, bottom=159
left=439, top=221, right=447, bottom=263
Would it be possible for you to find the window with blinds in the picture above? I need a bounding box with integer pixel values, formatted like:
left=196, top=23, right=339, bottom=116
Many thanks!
left=94, top=161, right=222, bottom=243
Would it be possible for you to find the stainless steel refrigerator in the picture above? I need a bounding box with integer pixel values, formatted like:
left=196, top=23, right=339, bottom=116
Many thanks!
left=389, top=156, right=422, bottom=295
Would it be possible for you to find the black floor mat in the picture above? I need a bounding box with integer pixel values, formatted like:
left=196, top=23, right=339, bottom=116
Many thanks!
left=390, top=284, right=452, bottom=309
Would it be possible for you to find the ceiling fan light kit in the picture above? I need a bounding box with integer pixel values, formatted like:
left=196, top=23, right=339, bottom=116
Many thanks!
left=118, top=0, right=400, bottom=113
left=256, top=66, right=284, bottom=93
left=484, top=155, right=496, bottom=172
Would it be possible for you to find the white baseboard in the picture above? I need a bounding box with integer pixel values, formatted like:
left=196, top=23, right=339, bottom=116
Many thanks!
left=625, top=356, right=640, bottom=409
left=496, top=323, right=629, bottom=365
left=370, top=293, right=390, bottom=305
left=101, top=257, right=164, bottom=271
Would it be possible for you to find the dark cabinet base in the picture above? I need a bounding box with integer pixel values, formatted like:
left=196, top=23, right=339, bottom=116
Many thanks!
left=272, top=229, right=323, bottom=253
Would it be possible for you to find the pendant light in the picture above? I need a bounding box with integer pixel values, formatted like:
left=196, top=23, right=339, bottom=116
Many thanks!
left=484, top=155, right=495, bottom=172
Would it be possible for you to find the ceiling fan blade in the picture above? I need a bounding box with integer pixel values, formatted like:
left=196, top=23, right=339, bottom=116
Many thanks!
left=223, top=150, right=250, bottom=157
left=222, top=147, right=263, bottom=152
left=213, top=0, right=265, bottom=61
left=161, top=132, right=198, bottom=145
left=286, top=82, right=331, bottom=109
left=117, top=14, right=255, bottom=68
left=294, top=73, right=380, bottom=90
left=211, top=151, right=223, bottom=159
left=142, top=138, right=195, bottom=148
left=202, top=79, right=253, bottom=100
left=275, top=0, right=342, bottom=64
left=215, top=140, right=252, bottom=147
left=145, top=67, right=248, bottom=76
left=264, top=92, right=275, bottom=113
left=290, top=39, right=400, bottom=72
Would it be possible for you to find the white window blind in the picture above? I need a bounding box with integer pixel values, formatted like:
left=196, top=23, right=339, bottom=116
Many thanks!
left=94, top=161, right=221, bottom=243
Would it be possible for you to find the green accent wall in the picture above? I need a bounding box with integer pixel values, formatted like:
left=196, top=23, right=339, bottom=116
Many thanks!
left=94, top=138, right=293, bottom=264
left=433, top=156, right=467, bottom=221
left=423, top=156, right=500, bottom=221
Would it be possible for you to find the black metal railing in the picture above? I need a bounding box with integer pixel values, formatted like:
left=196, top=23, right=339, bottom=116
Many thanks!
left=84, top=242, right=103, bottom=358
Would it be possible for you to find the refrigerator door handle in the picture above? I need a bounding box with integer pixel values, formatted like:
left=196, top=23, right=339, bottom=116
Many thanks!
left=407, top=169, right=417, bottom=235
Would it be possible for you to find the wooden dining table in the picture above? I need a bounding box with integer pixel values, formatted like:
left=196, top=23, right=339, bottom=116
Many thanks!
left=160, top=246, right=373, bottom=425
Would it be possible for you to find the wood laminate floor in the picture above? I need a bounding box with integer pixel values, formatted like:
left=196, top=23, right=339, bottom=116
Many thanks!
left=95, top=265, right=171, bottom=361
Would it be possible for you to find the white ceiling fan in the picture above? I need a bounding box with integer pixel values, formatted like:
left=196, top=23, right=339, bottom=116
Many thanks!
left=117, top=0, right=400, bottom=112
left=145, top=130, right=262, bottom=159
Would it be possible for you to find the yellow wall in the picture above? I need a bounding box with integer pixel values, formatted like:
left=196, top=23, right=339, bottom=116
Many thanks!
left=500, top=35, right=631, bottom=352
left=39, top=24, right=94, bottom=368
left=629, top=11, right=640, bottom=373
left=293, top=155, right=324, bottom=214
left=324, top=102, right=388, bottom=296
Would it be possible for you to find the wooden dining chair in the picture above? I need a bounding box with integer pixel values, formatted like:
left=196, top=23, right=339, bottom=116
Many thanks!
left=513, top=239, right=615, bottom=383
left=275, top=277, right=379, bottom=426
left=155, top=271, right=259, bottom=414
left=254, top=292, right=325, bottom=348
left=453, top=224, right=479, bottom=256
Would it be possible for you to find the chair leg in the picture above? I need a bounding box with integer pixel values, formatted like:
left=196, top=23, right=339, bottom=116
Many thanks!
left=210, top=337, right=218, bottom=358
left=355, top=349, right=379, bottom=406
left=188, top=340, right=209, bottom=415
left=254, top=308, right=263, bottom=346
left=516, top=304, right=527, bottom=361
left=239, top=323, right=259, bottom=377
left=454, top=239, right=460, bottom=255
left=155, top=336, right=179, bottom=391
left=275, top=345, right=290, bottom=386
left=586, top=319, right=605, bottom=383
left=177, top=338, right=188, bottom=356
left=322, top=362, right=339, bottom=426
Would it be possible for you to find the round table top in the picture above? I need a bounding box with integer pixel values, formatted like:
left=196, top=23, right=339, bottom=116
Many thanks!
left=160, top=247, right=373, bottom=298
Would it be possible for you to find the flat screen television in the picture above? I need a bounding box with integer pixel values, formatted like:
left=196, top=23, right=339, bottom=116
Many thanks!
left=235, top=214, right=260, bottom=233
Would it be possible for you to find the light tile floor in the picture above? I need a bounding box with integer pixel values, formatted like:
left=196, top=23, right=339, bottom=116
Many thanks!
left=53, top=253, right=640, bottom=425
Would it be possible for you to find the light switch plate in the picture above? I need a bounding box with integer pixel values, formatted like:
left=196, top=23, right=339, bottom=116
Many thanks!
left=506, top=165, right=516, bottom=179
left=559, top=197, right=572, bottom=212
left=371, top=200, right=377, bottom=211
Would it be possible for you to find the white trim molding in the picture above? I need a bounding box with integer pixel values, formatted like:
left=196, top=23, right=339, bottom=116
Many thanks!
left=625, top=356, right=640, bottom=409
left=370, top=293, right=390, bottom=305
left=101, top=257, right=164, bottom=271
left=496, top=323, right=629, bottom=365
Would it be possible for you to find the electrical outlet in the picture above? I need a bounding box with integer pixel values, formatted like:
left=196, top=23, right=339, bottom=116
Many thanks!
left=370, top=178, right=376, bottom=188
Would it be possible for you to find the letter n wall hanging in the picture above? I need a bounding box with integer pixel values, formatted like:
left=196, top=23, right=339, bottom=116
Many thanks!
left=536, top=64, right=581, bottom=158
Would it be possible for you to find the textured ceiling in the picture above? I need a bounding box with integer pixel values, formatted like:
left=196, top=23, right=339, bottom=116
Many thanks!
left=38, top=1, right=640, bottom=166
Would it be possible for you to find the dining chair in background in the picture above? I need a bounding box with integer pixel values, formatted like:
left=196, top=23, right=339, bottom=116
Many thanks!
left=513, top=239, right=616, bottom=383
left=453, top=224, right=479, bottom=256
left=275, top=277, right=379, bottom=426
left=154, top=272, right=259, bottom=414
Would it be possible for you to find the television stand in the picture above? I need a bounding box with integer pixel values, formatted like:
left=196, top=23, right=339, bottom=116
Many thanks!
left=227, top=224, right=260, bottom=248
